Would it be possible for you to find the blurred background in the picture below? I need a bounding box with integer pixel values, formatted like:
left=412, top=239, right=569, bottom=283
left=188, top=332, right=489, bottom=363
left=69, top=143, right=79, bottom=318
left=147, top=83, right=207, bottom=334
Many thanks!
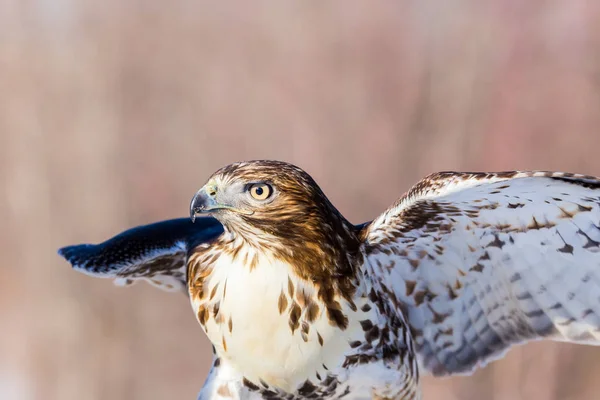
left=2, top=1, right=600, bottom=399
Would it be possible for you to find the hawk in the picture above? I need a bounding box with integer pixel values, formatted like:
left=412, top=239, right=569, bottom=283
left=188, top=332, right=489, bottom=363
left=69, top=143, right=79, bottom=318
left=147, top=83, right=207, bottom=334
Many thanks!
left=59, top=160, right=600, bottom=399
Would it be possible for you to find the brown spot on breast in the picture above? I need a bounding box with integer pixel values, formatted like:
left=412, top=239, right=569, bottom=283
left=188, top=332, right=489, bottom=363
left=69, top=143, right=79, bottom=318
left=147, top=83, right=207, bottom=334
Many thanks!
left=278, top=291, right=288, bottom=314
left=222, top=336, right=227, bottom=351
left=209, top=284, right=218, bottom=301
left=228, top=316, right=233, bottom=333
left=301, top=321, right=310, bottom=335
left=288, top=277, right=295, bottom=297
left=405, top=280, right=416, bottom=296
left=296, top=289, right=310, bottom=308
left=249, top=254, right=259, bottom=270
left=230, top=244, right=242, bottom=261
left=192, top=285, right=204, bottom=301
left=326, top=305, right=348, bottom=330
left=317, top=331, right=324, bottom=346
left=215, top=313, right=225, bottom=324
left=306, top=302, right=320, bottom=322
left=289, top=302, right=301, bottom=333
left=197, top=305, right=209, bottom=326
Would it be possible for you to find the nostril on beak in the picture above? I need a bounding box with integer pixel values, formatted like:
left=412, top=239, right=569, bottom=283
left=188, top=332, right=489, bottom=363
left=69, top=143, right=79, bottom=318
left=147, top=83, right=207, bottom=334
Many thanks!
left=206, top=184, right=218, bottom=197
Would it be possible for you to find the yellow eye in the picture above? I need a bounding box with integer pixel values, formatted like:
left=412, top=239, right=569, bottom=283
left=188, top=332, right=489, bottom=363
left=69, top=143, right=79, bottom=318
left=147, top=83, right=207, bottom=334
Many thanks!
left=249, top=183, right=273, bottom=200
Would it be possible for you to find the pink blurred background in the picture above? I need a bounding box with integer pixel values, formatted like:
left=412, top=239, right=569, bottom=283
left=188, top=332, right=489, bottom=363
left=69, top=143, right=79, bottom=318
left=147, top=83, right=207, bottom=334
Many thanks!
left=2, top=1, right=600, bottom=399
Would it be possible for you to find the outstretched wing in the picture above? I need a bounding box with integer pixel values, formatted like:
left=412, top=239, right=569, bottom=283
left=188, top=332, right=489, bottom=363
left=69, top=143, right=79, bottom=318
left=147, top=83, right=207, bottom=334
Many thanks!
left=362, top=171, right=600, bottom=376
left=59, top=217, right=223, bottom=292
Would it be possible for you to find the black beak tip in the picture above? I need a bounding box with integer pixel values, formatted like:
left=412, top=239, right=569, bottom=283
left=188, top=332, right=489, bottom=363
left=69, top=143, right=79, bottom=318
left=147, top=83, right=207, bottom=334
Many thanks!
left=190, top=197, right=200, bottom=223
left=190, top=189, right=208, bottom=222
left=190, top=205, right=204, bottom=223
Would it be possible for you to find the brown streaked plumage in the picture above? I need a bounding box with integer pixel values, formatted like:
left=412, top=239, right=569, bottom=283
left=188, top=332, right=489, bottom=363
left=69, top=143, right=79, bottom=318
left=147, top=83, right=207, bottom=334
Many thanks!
left=61, top=161, right=600, bottom=399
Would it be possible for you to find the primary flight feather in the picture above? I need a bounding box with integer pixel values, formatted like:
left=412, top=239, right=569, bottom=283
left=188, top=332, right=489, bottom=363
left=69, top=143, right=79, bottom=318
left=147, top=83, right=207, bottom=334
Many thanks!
left=59, top=160, right=600, bottom=399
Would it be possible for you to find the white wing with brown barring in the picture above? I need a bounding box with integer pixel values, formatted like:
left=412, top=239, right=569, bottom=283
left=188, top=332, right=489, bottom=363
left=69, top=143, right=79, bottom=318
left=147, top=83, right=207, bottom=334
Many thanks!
left=363, top=171, right=600, bottom=376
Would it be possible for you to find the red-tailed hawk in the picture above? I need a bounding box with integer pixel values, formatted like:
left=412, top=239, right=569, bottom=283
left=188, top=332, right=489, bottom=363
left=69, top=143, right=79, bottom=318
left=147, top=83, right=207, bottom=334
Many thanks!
left=59, top=160, right=600, bottom=399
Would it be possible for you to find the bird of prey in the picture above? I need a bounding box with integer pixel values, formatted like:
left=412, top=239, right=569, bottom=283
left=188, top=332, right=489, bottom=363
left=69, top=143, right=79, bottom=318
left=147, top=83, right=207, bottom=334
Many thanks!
left=59, top=160, right=600, bottom=399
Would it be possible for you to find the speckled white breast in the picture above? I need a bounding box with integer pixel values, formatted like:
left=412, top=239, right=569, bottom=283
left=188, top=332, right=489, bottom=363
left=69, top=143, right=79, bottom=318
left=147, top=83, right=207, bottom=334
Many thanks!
left=189, top=247, right=369, bottom=392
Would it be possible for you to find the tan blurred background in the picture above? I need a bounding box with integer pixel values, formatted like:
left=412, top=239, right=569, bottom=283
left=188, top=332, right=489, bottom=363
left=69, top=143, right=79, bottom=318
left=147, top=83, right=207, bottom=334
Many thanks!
left=2, top=1, right=600, bottom=399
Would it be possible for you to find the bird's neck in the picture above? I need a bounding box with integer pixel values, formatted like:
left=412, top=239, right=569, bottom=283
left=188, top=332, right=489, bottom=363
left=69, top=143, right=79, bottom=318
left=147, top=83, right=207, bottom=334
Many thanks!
left=225, top=206, right=363, bottom=289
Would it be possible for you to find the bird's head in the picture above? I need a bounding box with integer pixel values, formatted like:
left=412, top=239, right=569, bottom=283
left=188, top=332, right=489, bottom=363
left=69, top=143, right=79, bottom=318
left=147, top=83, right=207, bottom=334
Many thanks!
left=190, top=160, right=361, bottom=274
left=190, top=160, right=309, bottom=220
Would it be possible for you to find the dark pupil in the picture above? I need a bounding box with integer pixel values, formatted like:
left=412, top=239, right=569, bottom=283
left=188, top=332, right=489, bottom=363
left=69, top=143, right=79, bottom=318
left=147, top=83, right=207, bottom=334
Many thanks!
left=255, top=186, right=264, bottom=196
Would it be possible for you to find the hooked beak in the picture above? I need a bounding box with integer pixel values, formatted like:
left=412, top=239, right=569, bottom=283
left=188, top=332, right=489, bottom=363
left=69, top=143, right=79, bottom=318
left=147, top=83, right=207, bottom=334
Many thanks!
left=189, top=185, right=254, bottom=222
left=190, top=186, right=220, bottom=222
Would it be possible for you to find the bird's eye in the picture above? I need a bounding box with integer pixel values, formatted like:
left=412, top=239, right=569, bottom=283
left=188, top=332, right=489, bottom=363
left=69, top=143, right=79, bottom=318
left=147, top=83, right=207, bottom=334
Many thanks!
left=249, top=183, right=273, bottom=200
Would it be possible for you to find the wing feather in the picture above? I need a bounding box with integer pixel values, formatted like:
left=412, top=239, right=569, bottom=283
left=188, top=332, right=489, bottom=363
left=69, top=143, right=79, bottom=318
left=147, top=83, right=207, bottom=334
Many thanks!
left=58, top=217, right=223, bottom=292
left=363, top=171, right=600, bottom=376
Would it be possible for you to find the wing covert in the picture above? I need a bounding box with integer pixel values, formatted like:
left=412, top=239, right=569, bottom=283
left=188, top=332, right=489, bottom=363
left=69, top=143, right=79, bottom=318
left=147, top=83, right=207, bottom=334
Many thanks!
left=362, top=171, right=600, bottom=376
left=58, top=217, right=223, bottom=292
